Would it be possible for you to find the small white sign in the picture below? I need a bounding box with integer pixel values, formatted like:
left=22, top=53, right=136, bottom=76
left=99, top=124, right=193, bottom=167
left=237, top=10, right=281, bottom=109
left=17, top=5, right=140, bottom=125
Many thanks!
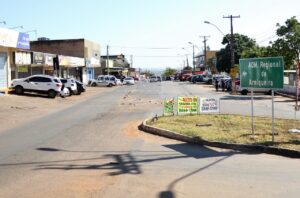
left=199, top=98, right=219, bottom=113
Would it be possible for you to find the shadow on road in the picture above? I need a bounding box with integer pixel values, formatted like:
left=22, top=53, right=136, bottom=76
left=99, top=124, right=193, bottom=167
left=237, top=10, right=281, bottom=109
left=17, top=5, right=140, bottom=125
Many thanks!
left=0, top=143, right=241, bottom=197
left=158, top=144, right=235, bottom=198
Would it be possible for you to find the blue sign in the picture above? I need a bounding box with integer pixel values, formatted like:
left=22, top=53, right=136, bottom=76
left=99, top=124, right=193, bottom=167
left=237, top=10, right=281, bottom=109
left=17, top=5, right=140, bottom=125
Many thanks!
left=17, top=32, right=30, bottom=49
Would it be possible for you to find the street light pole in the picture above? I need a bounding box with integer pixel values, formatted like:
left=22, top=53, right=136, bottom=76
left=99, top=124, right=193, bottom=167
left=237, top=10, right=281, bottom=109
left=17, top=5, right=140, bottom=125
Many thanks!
left=106, top=45, right=110, bottom=75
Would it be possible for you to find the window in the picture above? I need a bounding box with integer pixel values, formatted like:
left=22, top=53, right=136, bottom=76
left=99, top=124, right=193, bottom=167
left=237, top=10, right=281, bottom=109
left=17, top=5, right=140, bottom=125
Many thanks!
left=110, top=77, right=115, bottom=81
left=104, top=77, right=109, bottom=81
left=28, top=76, right=50, bottom=82
left=60, top=79, right=67, bottom=83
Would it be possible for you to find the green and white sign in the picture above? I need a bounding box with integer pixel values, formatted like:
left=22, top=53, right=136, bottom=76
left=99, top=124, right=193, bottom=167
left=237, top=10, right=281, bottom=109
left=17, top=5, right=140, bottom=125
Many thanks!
left=163, top=98, right=175, bottom=116
left=177, top=96, right=198, bottom=114
left=239, top=57, right=284, bottom=89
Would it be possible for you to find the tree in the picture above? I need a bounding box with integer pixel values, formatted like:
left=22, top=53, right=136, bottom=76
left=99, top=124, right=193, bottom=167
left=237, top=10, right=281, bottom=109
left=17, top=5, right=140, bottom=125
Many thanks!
left=141, top=70, right=155, bottom=78
left=163, top=67, right=176, bottom=77
left=216, top=33, right=256, bottom=72
left=269, top=17, right=300, bottom=69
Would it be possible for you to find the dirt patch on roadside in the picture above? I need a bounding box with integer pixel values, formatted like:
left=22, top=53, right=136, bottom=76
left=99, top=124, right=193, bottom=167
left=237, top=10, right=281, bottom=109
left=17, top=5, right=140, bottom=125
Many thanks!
left=123, top=120, right=175, bottom=144
left=118, top=91, right=163, bottom=112
left=0, top=87, right=114, bottom=134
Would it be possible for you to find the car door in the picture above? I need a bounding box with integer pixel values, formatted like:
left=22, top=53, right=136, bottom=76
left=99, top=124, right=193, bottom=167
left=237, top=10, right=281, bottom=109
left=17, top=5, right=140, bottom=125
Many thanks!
left=27, top=76, right=44, bottom=91
left=97, top=76, right=105, bottom=86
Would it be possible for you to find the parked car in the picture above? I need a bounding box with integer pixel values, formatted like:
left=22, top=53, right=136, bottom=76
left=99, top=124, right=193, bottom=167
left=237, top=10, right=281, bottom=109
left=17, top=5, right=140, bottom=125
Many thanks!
left=191, top=75, right=204, bottom=84
left=132, top=76, right=140, bottom=81
left=157, top=76, right=162, bottom=81
left=11, top=75, right=63, bottom=98
left=150, top=76, right=158, bottom=82
left=89, top=75, right=116, bottom=87
left=235, top=80, right=271, bottom=95
left=203, top=74, right=212, bottom=84
left=179, top=73, right=192, bottom=81
left=75, top=80, right=86, bottom=94
left=115, top=78, right=123, bottom=86
left=123, top=77, right=135, bottom=85
left=60, top=78, right=78, bottom=95
left=165, top=76, right=172, bottom=81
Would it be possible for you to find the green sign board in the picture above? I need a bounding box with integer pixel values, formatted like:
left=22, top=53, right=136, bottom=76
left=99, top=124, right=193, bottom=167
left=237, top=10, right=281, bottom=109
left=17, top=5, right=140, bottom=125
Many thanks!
left=163, top=98, right=175, bottom=116
left=177, top=96, right=198, bottom=114
left=239, top=57, right=284, bottom=89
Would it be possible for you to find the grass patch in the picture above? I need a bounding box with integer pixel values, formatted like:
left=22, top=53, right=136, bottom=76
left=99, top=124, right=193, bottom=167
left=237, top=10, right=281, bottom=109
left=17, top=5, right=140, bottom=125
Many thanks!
left=148, top=114, right=300, bottom=151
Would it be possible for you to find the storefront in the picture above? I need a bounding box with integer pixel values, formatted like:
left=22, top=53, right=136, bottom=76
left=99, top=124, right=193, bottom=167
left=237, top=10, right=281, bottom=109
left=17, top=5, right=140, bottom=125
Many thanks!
left=58, top=55, right=85, bottom=81
left=0, top=27, right=30, bottom=91
left=86, top=55, right=101, bottom=80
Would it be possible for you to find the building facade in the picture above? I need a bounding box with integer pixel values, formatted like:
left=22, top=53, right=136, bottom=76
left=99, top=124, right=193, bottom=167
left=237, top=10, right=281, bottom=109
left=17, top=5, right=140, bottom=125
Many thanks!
left=0, top=27, right=30, bottom=92
left=30, top=39, right=101, bottom=83
left=101, top=54, right=130, bottom=78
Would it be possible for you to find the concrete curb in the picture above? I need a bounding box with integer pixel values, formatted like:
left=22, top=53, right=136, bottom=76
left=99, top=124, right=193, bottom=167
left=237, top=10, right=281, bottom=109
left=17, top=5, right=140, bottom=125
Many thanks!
left=139, top=119, right=300, bottom=158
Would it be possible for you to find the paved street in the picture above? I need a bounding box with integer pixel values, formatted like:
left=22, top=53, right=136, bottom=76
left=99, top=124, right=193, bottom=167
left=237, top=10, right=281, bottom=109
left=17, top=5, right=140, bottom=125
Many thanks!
left=0, top=81, right=299, bottom=198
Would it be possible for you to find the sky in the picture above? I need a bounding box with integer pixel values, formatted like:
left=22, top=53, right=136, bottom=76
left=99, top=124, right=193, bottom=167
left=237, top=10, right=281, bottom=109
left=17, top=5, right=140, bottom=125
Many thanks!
left=1, top=0, right=300, bottom=72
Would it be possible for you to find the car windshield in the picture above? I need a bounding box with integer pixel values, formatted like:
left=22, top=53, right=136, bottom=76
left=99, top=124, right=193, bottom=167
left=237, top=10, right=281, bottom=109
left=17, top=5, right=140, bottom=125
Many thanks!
left=125, top=78, right=132, bottom=80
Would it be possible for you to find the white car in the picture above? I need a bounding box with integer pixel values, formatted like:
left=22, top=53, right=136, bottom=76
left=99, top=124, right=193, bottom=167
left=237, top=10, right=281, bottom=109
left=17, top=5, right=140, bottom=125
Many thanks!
left=89, top=75, right=116, bottom=87
left=11, top=75, right=63, bottom=98
left=115, top=78, right=123, bottom=86
left=149, top=76, right=158, bottom=82
left=60, top=78, right=78, bottom=95
left=123, top=77, right=135, bottom=85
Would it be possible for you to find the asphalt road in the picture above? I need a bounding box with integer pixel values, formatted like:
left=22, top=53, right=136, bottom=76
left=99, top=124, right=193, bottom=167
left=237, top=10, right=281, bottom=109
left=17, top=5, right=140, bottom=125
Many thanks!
left=0, top=81, right=299, bottom=198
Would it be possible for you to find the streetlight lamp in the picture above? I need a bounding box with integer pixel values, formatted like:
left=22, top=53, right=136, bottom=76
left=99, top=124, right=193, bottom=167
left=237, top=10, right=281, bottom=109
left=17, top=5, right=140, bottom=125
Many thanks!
left=9, top=25, right=23, bottom=30
left=188, top=42, right=195, bottom=74
left=204, top=21, right=225, bottom=36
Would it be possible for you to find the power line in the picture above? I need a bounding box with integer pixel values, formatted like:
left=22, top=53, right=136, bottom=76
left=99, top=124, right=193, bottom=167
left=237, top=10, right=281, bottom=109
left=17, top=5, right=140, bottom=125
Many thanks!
left=130, top=55, right=188, bottom=58
left=105, top=46, right=182, bottom=50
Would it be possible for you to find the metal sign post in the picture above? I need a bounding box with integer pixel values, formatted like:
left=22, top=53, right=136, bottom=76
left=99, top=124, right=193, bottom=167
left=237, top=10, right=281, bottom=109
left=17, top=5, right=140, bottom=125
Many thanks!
left=272, top=90, right=275, bottom=142
left=240, top=57, right=284, bottom=143
left=251, top=90, right=254, bottom=135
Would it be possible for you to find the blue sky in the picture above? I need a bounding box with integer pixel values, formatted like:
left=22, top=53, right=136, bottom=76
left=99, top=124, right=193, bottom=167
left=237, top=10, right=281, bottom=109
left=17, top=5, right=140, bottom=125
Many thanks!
left=1, top=0, right=299, bottom=71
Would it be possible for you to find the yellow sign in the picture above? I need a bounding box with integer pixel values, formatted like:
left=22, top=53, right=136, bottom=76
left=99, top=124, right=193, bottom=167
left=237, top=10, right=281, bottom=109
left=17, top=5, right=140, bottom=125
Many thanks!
left=17, top=66, right=28, bottom=73
left=230, top=65, right=239, bottom=78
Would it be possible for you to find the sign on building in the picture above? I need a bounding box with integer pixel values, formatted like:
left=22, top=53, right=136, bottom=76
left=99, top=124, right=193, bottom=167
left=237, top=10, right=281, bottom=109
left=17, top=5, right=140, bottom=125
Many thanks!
left=14, top=51, right=32, bottom=65
left=177, top=96, right=198, bottom=114
left=239, top=57, right=284, bottom=89
left=199, top=98, right=219, bottom=113
left=0, top=27, right=30, bottom=49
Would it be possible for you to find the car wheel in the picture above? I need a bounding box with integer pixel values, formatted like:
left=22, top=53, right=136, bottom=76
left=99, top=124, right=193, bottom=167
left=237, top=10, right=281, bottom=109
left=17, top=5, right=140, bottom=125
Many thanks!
left=48, top=90, right=57, bottom=98
left=241, top=90, right=248, bottom=95
left=207, top=79, right=212, bottom=84
left=68, top=88, right=73, bottom=96
left=91, top=82, right=97, bottom=87
left=15, top=86, right=24, bottom=95
left=107, top=83, right=113, bottom=87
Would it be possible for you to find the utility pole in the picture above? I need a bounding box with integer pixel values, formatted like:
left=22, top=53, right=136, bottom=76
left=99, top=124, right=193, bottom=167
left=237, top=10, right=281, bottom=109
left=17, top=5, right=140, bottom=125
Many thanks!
left=223, top=15, right=240, bottom=93
left=192, top=45, right=195, bottom=74
left=130, top=55, right=133, bottom=68
left=199, top=36, right=210, bottom=71
left=106, top=45, right=110, bottom=75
